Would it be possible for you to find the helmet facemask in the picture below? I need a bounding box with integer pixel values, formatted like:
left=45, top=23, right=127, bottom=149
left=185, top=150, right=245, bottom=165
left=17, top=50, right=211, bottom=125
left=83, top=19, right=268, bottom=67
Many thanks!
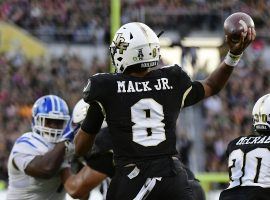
left=32, top=95, right=70, bottom=143
left=33, top=113, right=70, bottom=143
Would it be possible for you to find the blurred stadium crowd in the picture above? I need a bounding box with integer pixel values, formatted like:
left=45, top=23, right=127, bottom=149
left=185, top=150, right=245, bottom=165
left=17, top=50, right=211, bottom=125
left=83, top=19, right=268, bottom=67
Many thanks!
left=0, top=0, right=269, bottom=43
left=0, top=51, right=108, bottom=181
left=1, top=0, right=270, bottom=187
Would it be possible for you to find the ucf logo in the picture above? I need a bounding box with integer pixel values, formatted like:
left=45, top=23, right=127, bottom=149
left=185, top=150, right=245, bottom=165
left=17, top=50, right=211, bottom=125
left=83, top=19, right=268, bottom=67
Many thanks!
left=113, top=33, right=129, bottom=54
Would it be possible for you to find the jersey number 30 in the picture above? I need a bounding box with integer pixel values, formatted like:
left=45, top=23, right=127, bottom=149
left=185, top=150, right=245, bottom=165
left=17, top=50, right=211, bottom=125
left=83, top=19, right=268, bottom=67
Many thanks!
left=229, top=148, right=270, bottom=186
left=131, top=98, right=166, bottom=147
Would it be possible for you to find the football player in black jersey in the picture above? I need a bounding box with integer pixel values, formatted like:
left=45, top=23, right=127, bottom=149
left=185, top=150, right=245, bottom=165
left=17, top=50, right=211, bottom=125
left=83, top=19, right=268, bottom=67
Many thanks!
left=74, top=22, right=255, bottom=200
left=219, top=94, right=270, bottom=200
left=64, top=99, right=206, bottom=200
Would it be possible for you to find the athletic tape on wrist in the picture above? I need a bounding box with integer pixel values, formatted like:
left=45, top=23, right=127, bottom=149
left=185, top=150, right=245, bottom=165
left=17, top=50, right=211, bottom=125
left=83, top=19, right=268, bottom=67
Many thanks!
left=224, top=51, right=243, bottom=67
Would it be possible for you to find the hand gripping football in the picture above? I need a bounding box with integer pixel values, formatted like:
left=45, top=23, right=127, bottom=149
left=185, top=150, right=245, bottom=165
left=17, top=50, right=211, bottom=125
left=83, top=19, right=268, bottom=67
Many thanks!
left=224, top=12, right=255, bottom=43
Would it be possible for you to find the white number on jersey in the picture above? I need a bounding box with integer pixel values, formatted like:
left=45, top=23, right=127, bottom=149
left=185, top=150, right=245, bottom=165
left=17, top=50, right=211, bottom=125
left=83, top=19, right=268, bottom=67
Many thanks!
left=228, top=148, right=270, bottom=188
left=131, top=98, right=166, bottom=147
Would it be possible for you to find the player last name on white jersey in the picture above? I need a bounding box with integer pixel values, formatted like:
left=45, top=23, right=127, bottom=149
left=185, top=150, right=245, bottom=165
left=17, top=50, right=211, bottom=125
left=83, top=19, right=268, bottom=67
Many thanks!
left=236, top=135, right=270, bottom=145
left=117, top=78, right=173, bottom=93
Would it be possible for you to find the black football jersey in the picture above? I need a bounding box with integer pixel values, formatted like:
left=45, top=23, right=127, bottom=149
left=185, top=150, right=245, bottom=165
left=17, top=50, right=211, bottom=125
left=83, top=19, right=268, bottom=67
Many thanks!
left=90, top=127, right=113, bottom=155
left=225, top=134, right=270, bottom=189
left=83, top=65, right=204, bottom=164
left=86, top=127, right=114, bottom=177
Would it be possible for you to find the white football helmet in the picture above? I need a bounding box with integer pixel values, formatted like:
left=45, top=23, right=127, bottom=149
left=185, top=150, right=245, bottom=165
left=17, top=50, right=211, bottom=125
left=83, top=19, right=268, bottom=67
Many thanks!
left=72, top=99, right=90, bottom=124
left=110, top=22, right=160, bottom=73
left=252, top=94, right=270, bottom=133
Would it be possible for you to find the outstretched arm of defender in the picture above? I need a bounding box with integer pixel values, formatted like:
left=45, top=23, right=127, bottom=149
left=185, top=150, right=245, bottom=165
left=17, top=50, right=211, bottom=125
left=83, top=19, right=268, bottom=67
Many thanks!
left=23, top=142, right=66, bottom=179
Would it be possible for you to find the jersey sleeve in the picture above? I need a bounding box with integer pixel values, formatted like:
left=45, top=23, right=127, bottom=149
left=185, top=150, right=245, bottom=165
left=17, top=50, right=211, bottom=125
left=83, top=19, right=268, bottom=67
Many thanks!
left=83, top=77, right=94, bottom=103
left=13, top=153, right=35, bottom=172
left=90, top=128, right=113, bottom=154
left=81, top=101, right=105, bottom=134
left=83, top=74, right=106, bottom=103
left=225, top=140, right=234, bottom=157
left=170, top=65, right=205, bottom=107
left=183, top=81, right=205, bottom=107
left=86, top=152, right=115, bottom=178
left=11, top=140, right=40, bottom=173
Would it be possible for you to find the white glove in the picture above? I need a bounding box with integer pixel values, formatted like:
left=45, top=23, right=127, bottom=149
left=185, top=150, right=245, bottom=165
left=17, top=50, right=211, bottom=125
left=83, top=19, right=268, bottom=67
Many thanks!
left=61, top=157, right=71, bottom=169
left=60, top=140, right=75, bottom=169
left=64, top=140, right=75, bottom=159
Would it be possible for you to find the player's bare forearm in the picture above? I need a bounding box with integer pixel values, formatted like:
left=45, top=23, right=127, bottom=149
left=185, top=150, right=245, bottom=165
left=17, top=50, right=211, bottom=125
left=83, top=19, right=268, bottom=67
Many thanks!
left=201, top=62, right=234, bottom=97
left=60, top=168, right=86, bottom=199
left=25, top=142, right=66, bottom=179
left=62, top=165, right=106, bottom=199
left=74, top=128, right=96, bottom=156
left=61, top=167, right=72, bottom=184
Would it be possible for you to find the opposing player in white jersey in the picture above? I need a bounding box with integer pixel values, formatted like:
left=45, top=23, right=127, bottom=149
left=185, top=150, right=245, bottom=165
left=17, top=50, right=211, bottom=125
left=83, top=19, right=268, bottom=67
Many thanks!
left=7, top=95, right=75, bottom=200
left=219, top=94, right=270, bottom=200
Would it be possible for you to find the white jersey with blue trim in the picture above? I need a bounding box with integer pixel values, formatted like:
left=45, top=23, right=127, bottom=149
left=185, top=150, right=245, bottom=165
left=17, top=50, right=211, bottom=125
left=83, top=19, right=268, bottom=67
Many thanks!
left=7, top=132, right=66, bottom=200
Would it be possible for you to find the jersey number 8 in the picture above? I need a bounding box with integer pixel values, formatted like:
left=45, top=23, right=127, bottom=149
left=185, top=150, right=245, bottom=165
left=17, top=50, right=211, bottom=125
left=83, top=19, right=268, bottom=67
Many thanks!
left=131, top=98, right=166, bottom=147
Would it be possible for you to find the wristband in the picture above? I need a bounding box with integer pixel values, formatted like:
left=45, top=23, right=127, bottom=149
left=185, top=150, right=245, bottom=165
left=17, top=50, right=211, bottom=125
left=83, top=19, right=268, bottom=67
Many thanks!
left=224, top=51, right=243, bottom=66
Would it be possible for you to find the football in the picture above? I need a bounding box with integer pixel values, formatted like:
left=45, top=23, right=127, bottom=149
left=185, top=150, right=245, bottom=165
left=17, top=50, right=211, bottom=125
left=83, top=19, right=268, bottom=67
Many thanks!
left=224, top=12, right=255, bottom=43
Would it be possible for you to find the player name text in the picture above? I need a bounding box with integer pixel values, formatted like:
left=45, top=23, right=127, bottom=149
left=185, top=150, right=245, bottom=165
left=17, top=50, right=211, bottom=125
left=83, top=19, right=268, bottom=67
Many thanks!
left=236, top=136, right=270, bottom=145
left=117, top=78, right=173, bottom=93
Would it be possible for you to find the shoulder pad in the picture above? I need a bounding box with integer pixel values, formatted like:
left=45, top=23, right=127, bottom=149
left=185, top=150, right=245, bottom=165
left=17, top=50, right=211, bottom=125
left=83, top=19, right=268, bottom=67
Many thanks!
left=161, top=64, right=181, bottom=69
left=92, top=72, right=111, bottom=77
left=227, top=136, right=243, bottom=150
left=83, top=79, right=91, bottom=93
left=161, top=64, right=185, bottom=72
left=83, top=73, right=112, bottom=103
left=160, top=64, right=189, bottom=77
left=83, top=74, right=106, bottom=94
